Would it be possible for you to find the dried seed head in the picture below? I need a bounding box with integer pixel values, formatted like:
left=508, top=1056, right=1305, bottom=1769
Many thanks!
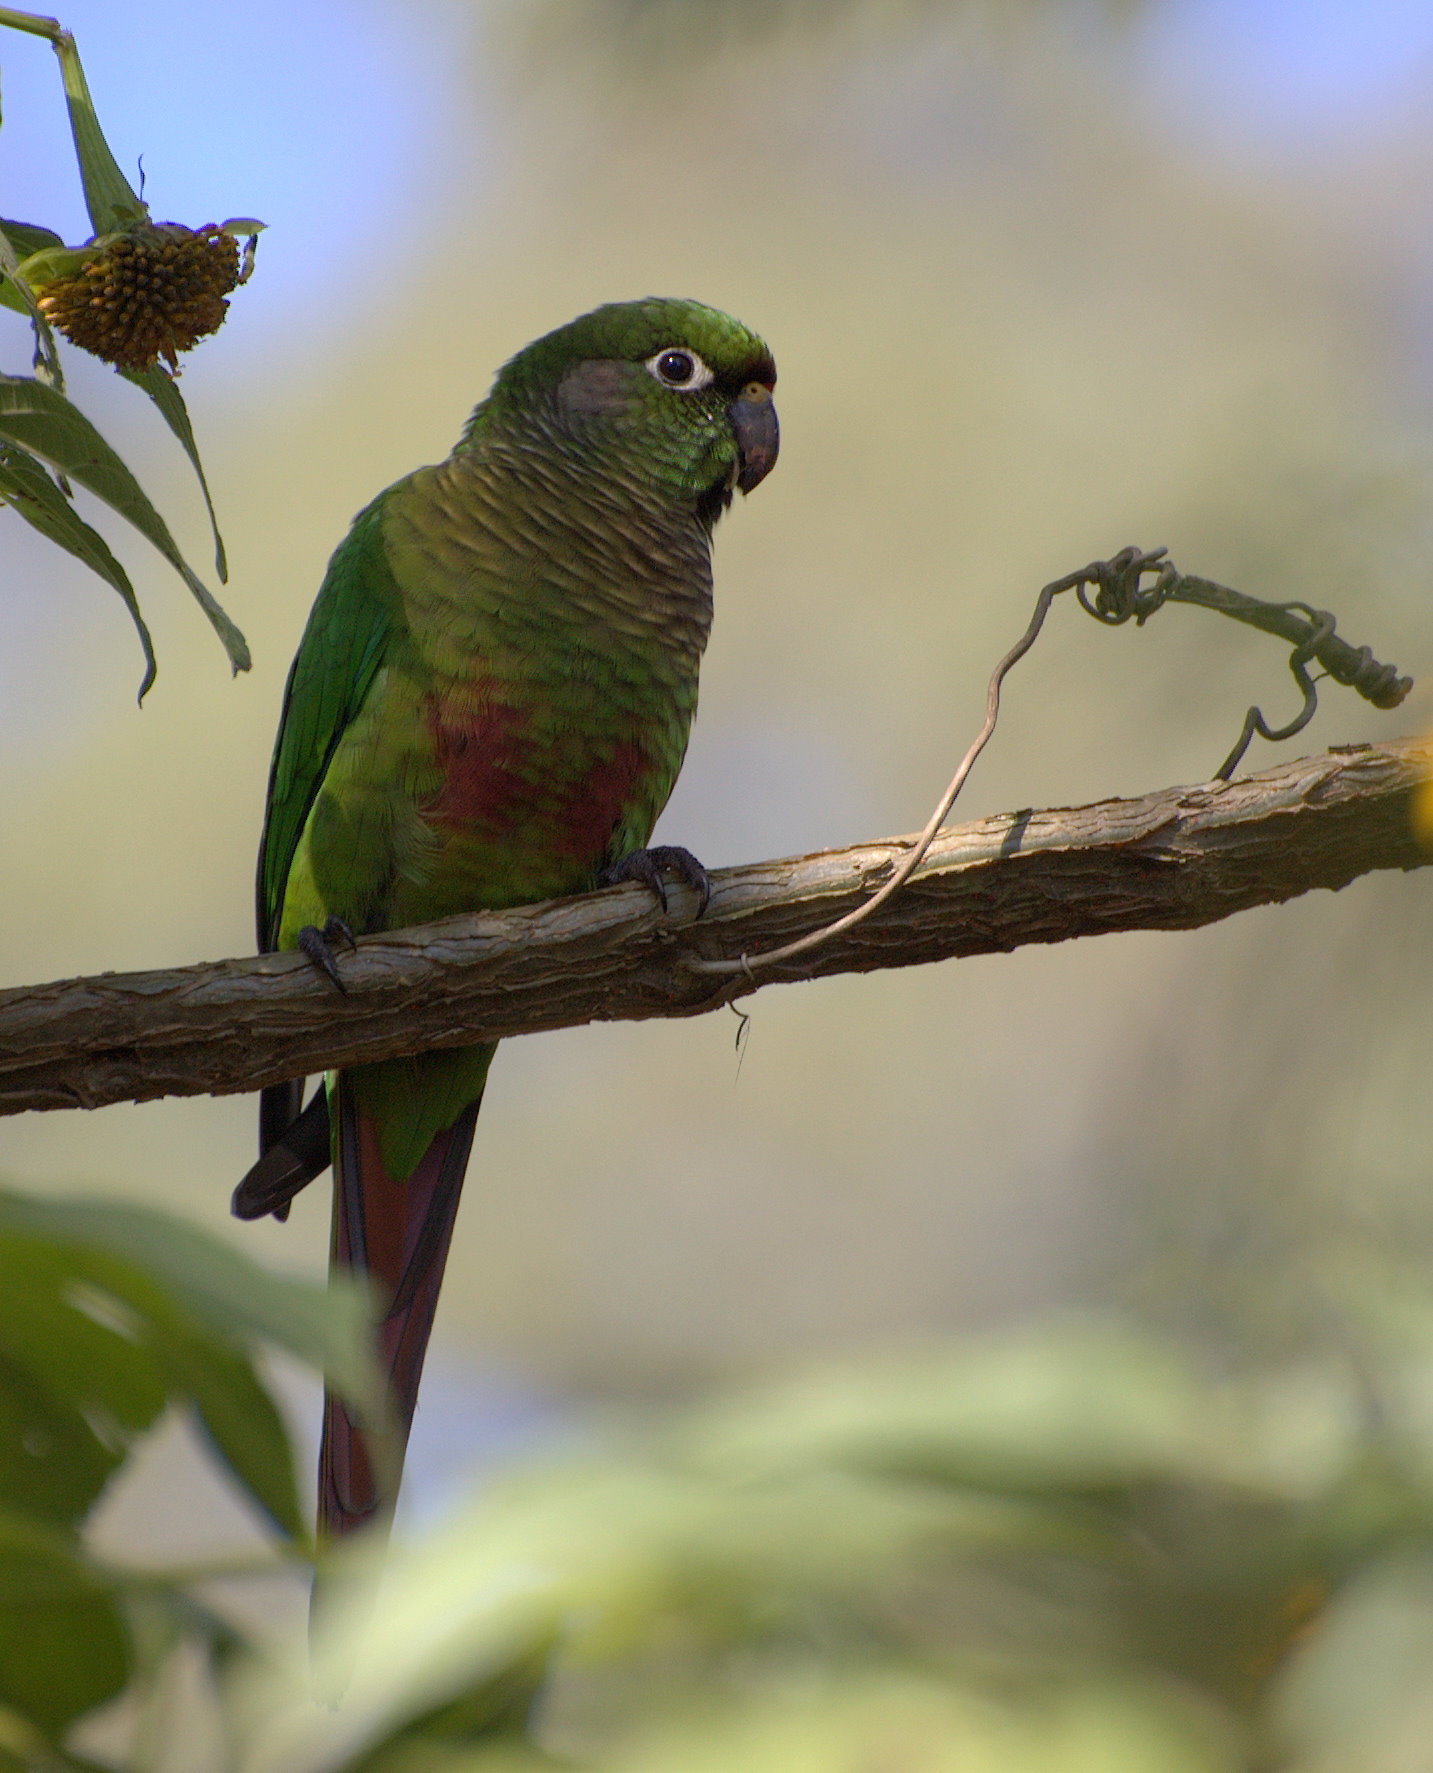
left=35, top=222, right=241, bottom=373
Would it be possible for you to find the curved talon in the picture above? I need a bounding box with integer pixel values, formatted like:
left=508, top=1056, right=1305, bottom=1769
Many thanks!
left=600, top=844, right=711, bottom=917
left=297, top=914, right=356, bottom=994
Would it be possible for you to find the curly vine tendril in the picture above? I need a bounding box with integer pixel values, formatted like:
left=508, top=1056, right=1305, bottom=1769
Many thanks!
left=1066, top=546, right=1411, bottom=779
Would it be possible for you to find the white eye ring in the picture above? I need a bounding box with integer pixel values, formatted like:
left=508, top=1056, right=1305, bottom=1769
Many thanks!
left=645, top=346, right=714, bottom=392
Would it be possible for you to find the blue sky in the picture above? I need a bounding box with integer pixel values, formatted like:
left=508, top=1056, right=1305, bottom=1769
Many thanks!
left=1136, top=0, right=1433, bottom=163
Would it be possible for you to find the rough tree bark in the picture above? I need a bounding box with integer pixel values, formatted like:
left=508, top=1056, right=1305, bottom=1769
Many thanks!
left=1, top=737, right=1428, bottom=1117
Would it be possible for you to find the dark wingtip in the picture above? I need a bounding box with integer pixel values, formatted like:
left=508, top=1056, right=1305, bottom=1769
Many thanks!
left=232, top=1145, right=308, bottom=1220
left=234, top=1087, right=332, bottom=1219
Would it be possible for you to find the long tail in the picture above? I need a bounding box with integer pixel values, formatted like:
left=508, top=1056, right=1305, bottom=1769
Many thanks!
left=318, top=1077, right=482, bottom=1543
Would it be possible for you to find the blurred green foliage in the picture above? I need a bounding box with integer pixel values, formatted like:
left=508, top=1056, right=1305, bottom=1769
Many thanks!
left=4, top=1178, right=1433, bottom=1770
left=0, top=1185, right=378, bottom=1763
left=239, top=1320, right=1433, bottom=1772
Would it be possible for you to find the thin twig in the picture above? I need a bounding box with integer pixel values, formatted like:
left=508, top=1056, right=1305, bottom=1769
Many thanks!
left=684, top=553, right=1083, bottom=977
left=1075, top=554, right=1411, bottom=774
left=686, top=546, right=1411, bottom=981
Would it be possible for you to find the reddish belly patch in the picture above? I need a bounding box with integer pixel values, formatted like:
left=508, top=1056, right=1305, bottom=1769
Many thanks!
left=426, top=696, right=532, bottom=833
left=554, top=739, right=650, bottom=862
left=426, top=695, right=650, bottom=864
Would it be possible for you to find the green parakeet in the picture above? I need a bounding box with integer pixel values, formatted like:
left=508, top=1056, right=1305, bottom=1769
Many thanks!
left=232, top=298, right=778, bottom=1542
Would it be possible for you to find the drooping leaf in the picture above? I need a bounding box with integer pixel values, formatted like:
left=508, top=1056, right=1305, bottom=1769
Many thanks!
left=0, top=224, right=64, bottom=387
left=76, top=1258, right=308, bottom=1545
left=0, top=1201, right=320, bottom=1542
left=167, top=1339, right=306, bottom=1544
left=0, top=1511, right=130, bottom=1739
left=0, top=1233, right=168, bottom=1525
left=48, top=28, right=147, bottom=236
left=0, top=443, right=156, bottom=698
left=122, top=366, right=228, bottom=581
left=0, top=373, right=249, bottom=673
left=0, top=1189, right=384, bottom=1433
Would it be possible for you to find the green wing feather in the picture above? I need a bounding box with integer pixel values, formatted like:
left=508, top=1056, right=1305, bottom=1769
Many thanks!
left=256, top=496, right=396, bottom=950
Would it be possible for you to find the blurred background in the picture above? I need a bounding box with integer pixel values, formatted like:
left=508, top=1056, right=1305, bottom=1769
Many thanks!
left=2, top=0, right=1432, bottom=1569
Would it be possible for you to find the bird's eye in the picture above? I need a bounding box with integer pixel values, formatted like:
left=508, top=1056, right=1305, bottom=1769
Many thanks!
left=646, top=347, right=713, bottom=391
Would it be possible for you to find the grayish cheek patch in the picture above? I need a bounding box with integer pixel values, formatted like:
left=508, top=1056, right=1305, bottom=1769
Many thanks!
left=558, top=358, right=639, bottom=418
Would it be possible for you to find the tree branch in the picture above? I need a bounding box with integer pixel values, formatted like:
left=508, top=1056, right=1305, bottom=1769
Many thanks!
left=2, top=737, right=1428, bottom=1117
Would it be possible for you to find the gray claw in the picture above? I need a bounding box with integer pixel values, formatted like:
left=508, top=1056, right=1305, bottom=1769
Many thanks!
left=297, top=915, right=355, bottom=993
left=600, top=846, right=710, bottom=918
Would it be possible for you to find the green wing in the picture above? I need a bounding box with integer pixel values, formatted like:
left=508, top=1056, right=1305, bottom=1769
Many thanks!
left=256, top=495, right=396, bottom=951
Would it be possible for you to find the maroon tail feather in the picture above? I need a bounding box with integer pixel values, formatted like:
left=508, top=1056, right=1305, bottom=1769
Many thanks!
left=318, top=1082, right=482, bottom=1543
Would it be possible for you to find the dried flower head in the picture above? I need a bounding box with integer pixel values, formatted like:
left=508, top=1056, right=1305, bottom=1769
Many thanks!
left=35, top=221, right=241, bottom=373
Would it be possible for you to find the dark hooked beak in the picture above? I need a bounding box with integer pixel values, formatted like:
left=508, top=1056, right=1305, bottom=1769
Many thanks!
left=728, top=383, right=779, bottom=493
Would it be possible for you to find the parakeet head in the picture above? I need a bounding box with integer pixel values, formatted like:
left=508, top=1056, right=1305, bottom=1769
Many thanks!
left=481, top=297, right=778, bottom=524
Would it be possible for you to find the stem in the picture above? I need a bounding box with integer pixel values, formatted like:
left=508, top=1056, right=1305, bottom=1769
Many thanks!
left=0, top=8, right=63, bottom=40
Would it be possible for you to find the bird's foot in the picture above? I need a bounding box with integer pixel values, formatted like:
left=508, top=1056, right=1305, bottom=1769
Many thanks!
left=297, top=915, right=357, bottom=994
left=600, top=845, right=710, bottom=917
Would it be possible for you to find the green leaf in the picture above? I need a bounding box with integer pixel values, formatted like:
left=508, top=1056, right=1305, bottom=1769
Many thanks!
left=177, top=1351, right=306, bottom=1544
left=0, top=1701, right=114, bottom=1773
left=360, top=1634, right=556, bottom=1755
left=0, top=219, right=65, bottom=259
left=0, top=1510, right=130, bottom=1738
left=0, top=443, right=156, bottom=698
left=0, top=1233, right=169, bottom=1525
left=0, top=1190, right=385, bottom=1434
left=49, top=28, right=147, bottom=237
left=122, top=367, right=228, bottom=582
left=0, top=373, right=250, bottom=674
left=95, top=1268, right=307, bottom=1545
left=0, top=224, right=64, bottom=388
left=12, top=241, right=98, bottom=287
left=0, top=1346, right=133, bottom=1528
left=0, top=1220, right=306, bottom=1544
